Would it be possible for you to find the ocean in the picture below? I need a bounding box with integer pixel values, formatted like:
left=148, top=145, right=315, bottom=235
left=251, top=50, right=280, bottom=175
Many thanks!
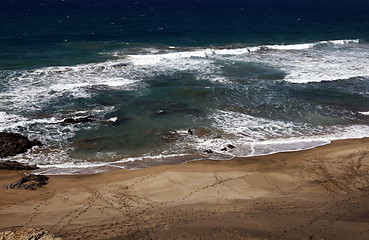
left=1, top=0, right=369, bottom=174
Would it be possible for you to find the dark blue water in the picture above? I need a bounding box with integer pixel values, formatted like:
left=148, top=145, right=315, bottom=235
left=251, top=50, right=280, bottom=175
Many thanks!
left=2, top=0, right=369, bottom=69
left=1, top=0, right=369, bottom=174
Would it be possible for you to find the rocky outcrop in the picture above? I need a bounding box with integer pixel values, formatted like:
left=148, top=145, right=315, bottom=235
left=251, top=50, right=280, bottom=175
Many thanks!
left=0, top=132, right=42, bottom=158
left=0, top=161, right=38, bottom=170
left=0, top=228, right=62, bottom=240
left=3, top=174, right=49, bottom=190
left=61, top=116, right=95, bottom=124
left=60, top=116, right=124, bottom=125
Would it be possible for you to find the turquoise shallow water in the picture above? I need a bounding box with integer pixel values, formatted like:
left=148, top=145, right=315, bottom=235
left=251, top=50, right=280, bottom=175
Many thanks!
left=1, top=1, right=369, bottom=174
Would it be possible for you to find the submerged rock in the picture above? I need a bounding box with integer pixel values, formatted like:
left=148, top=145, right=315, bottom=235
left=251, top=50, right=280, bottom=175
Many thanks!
left=101, top=116, right=130, bottom=126
left=220, top=144, right=236, bottom=152
left=162, top=131, right=179, bottom=143
left=259, top=46, right=270, bottom=51
left=0, top=161, right=38, bottom=170
left=0, top=228, right=62, bottom=240
left=3, top=174, right=49, bottom=190
left=106, top=116, right=119, bottom=124
left=156, top=109, right=166, bottom=114
left=227, top=144, right=236, bottom=149
left=0, top=132, right=42, bottom=158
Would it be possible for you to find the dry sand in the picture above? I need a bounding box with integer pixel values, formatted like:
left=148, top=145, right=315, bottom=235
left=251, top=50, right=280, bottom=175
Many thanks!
left=0, top=138, right=369, bottom=240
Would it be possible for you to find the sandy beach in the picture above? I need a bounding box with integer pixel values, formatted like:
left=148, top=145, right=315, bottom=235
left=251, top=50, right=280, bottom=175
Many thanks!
left=0, top=138, right=369, bottom=240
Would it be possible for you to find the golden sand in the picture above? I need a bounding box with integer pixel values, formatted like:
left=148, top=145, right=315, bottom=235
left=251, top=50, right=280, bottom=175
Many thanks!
left=1, top=138, right=368, bottom=239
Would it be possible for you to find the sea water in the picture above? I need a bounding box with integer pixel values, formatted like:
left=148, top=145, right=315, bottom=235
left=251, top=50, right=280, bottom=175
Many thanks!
left=1, top=0, right=369, bottom=174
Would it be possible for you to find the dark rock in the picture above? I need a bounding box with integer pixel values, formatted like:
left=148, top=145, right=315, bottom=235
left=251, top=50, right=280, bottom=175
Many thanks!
left=61, top=116, right=95, bottom=124
left=3, top=174, right=49, bottom=190
left=220, top=147, right=227, bottom=151
left=204, top=149, right=213, bottom=154
left=0, top=132, right=42, bottom=158
left=0, top=161, right=38, bottom=170
left=227, top=144, right=236, bottom=149
left=61, top=115, right=131, bottom=126
left=187, top=129, right=194, bottom=135
left=111, top=62, right=129, bottom=68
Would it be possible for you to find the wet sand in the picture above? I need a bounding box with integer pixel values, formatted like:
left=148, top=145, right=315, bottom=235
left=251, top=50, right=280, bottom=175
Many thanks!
left=0, top=138, right=369, bottom=240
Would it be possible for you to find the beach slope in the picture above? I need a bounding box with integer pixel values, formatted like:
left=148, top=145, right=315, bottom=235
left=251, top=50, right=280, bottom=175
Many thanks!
left=1, top=138, right=369, bottom=240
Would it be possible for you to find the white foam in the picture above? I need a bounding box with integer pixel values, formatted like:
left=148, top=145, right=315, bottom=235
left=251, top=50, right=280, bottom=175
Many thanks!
left=171, top=110, right=369, bottom=159
left=279, top=47, right=369, bottom=83
left=10, top=150, right=191, bottom=175
left=0, top=112, right=27, bottom=131
left=246, top=124, right=369, bottom=157
left=187, top=124, right=369, bottom=159
left=114, top=153, right=189, bottom=164
left=319, top=39, right=360, bottom=45
left=117, top=38, right=367, bottom=84
left=0, top=106, right=115, bottom=144
left=263, top=43, right=315, bottom=51
left=123, top=39, right=360, bottom=64
left=36, top=161, right=107, bottom=170
left=1, top=62, right=144, bottom=114
left=0, top=112, right=64, bottom=141
left=107, top=116, right=118, bottom=122
left=260, top=39, right=359, bottom=51
left=211, top=110, right=306, bottom=140
left=4, top=146, right=111, bottom=175
left=359, top=111, right=369, bottom=116
left=221, top=40, right=368, bottom=83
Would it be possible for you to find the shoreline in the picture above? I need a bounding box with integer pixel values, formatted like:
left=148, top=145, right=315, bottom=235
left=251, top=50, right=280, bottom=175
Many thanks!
left=1, top=137, right=369, bottom=239
left=25, top=135, right=352, bottom=175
